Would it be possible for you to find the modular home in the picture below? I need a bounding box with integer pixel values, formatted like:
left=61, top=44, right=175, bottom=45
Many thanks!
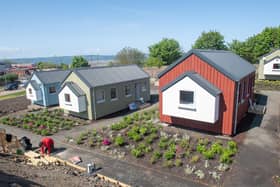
left=258, top=49, right=280, bottom=80
left=158, top=49, right=255, bottom=136
left=58, top=65, right=150, bottom=120
left=26, top=70, right=71, bottom=106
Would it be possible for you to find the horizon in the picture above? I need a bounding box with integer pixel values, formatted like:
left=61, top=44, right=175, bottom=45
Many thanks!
left=0, top=0, right=279, bottom=59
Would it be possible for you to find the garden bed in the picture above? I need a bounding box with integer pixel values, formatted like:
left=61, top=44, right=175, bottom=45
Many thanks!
left=70, top=109, right=238, bottom=185
left=0, top=109, right=88, bottom=135
left=255, top=80, right=280, bottom=91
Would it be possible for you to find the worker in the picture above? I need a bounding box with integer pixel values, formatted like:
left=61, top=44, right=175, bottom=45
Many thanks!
left=39, top=137, right=54, bottom=155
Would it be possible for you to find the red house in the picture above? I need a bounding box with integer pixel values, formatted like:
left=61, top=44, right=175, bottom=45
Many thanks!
left=158, top=49, right=255, bottom=136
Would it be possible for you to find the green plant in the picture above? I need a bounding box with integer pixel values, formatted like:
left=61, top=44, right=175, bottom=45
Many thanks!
left=219, top=152, right=232, bottom=164
left=163, top=149, right=176, bottom=160
left=40, top=129, right=50, bottom=136
left=196, top=144, right=206, bottom=153
left=131, top=148, right=144, bottom=158
left=163, top=160, right=173, bottom=168
left=144, top=145, right=153, bottom=153
left=175, top=159, right=183, bottom=167
left=190, top=155, right=200, bottom=163
left=88, top=137, right=95, bottom=147
left=150, top=150, right=162, bottom=164
left=227, top=140, right=237, bottom=151
left=202, top=149, right=215, bottom=159
left=159, top=137, right=169, bottom=149
left=114, top=136, right=125, bottom=146
left=139, top=126, right=148, bottom=136
left=211, top=141, right=223, bottom=154
left=179, top=139, right=189, bottom=149
left=111, top=122, right=128, bottom=131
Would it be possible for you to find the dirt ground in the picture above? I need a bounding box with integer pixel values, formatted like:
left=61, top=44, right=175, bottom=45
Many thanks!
left=0, top=153, right=120, bottom=187
left=0, top=96, right=30, bottom=117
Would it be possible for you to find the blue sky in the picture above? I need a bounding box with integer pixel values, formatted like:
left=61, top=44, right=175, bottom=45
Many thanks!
left=0, top=0, right=279, bottom=58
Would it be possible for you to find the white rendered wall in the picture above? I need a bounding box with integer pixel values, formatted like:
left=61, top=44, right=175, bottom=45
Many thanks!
left=26, top=83, right=42, bottom=101
left=58, top=86, right=86, bottom=113
left=162, top=76, right=219, bottom=123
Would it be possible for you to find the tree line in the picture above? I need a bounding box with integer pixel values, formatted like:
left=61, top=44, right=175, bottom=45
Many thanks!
left=116, top=26, right=280, bottom=66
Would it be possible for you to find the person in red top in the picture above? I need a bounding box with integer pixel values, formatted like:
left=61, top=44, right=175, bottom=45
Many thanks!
left=39, top=137, right=54, bottom=155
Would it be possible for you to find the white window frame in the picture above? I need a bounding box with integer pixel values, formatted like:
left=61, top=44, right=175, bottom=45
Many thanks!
left=141, top=82, right=147, bottom=92
left=96, top=89, right=105, bottom=103
left=178, top=90, right=196, bottom=110
left=64, top=93, right=71, bottom=103
left=272, top=63, right=280, bottom=70
left=110, top=87, right=118, bottom=101
left=49, top=86, right=56, bottom=94
left=124, top=85, right=132, bottom=97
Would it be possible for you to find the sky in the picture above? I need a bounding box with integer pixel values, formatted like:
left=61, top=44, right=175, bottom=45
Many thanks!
left=0, top=0, right=279, bottom=59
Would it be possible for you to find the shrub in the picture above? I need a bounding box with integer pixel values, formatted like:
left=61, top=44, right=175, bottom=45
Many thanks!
left=163, top=160, right=173, bottom=168
left=152, top=150, right=162, bottom=160
left=164, top=149, right=176, bottom=160
left=175, top=159, right=183, bottom=167
left=139, top=126, right=148, bottom=136
left=211, top=141, right=223, bottom=154
left=114, top=136, right=125, bottom=146
left=144, top=145, right=153, bottom=153
left=40, top=129, right=50, bottom=136
left=132, top=133, right=142, bottom=142
left=219, top=152, right=232, bottom=164
left=159, top=137, right=169, bottom=149
left=111, top=122, right=128, bottom=131
left=88, top=137, right=95, bottom=147
left=227, top=140, right=237, bottom=151
left=179, top=139, right=189, bottom=149
left=131, top=148, right=144, bottom=158
left=150, top=127, right=158, bottom=134
left=196, top=144, right=206, bottom=153
left=123, top=116, right=133, bottom=124
left=76, top=137, right=83, bottom=144
left=132, top=113, right=140, bottom=121
left=202, top=149, right=215, bottom=159
left=190, top=155, right=200, bottom=163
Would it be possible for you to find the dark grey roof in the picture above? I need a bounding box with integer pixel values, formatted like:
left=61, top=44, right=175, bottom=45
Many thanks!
left=161, top=71, right=221, bottom=97
left=34, top=70, right=71, bottom=84
left=74, top=65, right=149, bottom=88
left=61, top=82, right=85, bottom=97
left=158, top=49, right=255, bottom=81
left=29, top=80, right=40, bottom=90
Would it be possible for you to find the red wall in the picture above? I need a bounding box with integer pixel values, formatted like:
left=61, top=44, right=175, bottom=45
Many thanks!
left=159, top=54, right=237, bottom=135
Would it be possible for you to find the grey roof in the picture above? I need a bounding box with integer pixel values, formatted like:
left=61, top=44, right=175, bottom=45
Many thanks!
left=158, top=49, right=255, bottom=81
left=34, top=70, right=71, bottom=84
left=74, top=65, right=149, bottom=88
left=161, top=71, right=221, bottom=97
left=61, top=82, right=85, bottom=97
left=29, top=80, right=40, bottom=90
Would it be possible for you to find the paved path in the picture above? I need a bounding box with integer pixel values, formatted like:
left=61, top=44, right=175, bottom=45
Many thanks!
left=224, top=90, right=280, bottom=187
left=0, top=88, right=24, bottom=96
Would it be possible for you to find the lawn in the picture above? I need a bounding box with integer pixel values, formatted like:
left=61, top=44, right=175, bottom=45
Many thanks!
left=0, top=90, right=26, bottom=101
left=0, top=109, right=88, bottom=135
left=71, top=109, right=238, bottom=185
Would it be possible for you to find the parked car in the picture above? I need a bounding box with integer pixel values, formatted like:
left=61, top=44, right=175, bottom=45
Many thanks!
left=4, top=82, right=19, bottom=90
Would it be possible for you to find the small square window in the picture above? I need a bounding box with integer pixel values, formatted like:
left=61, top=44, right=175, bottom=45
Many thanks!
left=273, top=64, right=280, bottom=69
left=125, top=85, right=131, bottom=96
left=49, top=86, right=56, bottom=94
left=28, top=88, right=32, bottom=94
left=110, top=87, right=117, bottom=100
left=180, top=91, right=194, bottom=104
left=64, top=93, right=71, bottom=102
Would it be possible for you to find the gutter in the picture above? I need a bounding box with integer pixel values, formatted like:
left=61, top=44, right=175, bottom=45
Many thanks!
left=92, top=88, right=97, bottom=120
left=233, top=81, right=240, bottom=135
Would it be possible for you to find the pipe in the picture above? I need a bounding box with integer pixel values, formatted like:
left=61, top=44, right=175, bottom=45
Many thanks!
left=233, top=81, right=240, bottom=135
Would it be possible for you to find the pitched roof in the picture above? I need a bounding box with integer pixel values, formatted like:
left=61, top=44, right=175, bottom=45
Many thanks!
left=161, top=71, right=221, bottom=97
left=158, top=49, right=255, bottom=81
left=34, top=70, right=71, bottom=84
left=29, top=80, right=40, bottom=90
left=61, top=82, right=85, bottom=97
left=73, top=64, right=149, bottom=88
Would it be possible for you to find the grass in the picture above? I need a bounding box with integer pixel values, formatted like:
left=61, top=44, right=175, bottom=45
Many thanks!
left=0, top=90, right=26, bottom=101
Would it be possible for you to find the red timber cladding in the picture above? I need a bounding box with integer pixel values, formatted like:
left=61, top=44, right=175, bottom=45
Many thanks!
left=159, top=54, right=236, bottom=135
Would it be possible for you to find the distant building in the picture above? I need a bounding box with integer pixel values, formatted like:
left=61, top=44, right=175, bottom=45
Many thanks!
left=258, top=49, right=280, bottom=80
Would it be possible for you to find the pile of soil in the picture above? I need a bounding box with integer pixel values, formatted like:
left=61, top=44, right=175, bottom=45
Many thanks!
left=0, top=153, right=120, bottom=187
left=0, top=96, right=30, bottom=117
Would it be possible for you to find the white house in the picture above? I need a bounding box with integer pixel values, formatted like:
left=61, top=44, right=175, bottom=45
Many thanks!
left=26, top=80, right=42, bottom=101
left=258, top=49, right=280, bottom=80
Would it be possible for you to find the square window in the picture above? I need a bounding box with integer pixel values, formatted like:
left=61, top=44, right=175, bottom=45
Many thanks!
left=125, top=85, right=131, bottom=96
left=180, top=91, right=194, bottom=104
left=49, top=86, right=56, bottom=94
left=28, top=88, right=32, bottom=94
left=64, top=93, right=71, bottom=102
left=96, top=90, right=105, bottom=103
left=110, top=87, right=117, bottom=100
left=273, top=64, right=280, bottom=69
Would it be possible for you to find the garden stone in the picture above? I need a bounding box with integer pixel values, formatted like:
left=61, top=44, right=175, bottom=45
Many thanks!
left=184, top=164, right=196, bottom=175
left=194, top=170, right=205, bottom=180
left=100, top=146, right=110, bottom=151
left=216, top=163, right=230, bottom=172
left=209, top=171, right=221, bottom=180
left=204, top=160, right=209, bottom=168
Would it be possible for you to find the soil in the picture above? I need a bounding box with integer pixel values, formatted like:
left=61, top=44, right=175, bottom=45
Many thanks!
left=0, top=96, right=30, bottom=117
left=0, top=153, right=121, bottom=187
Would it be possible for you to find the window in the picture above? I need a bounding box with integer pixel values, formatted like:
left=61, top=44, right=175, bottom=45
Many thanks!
left=96, top=90, right=105, bottom=103
left=180, top=91, right=194, bottom=104
left=110, top=87, right=117, bottom=100
left=49, top=86, right=56, bottom=94
left=141, top=82, right=147, bottom=92
left=28, top=88, right=32, bottom=94
left=273, top=64, right=280, bottom=70
left=64, top=93, right=71, bottom=102
left=124, top=85, right=131, bottom=97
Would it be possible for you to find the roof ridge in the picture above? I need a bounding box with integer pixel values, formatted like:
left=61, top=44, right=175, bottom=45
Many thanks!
left=74, top=64, right=138, bottom=72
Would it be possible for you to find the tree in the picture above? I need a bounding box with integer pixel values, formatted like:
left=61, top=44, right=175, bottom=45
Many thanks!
left=37, top=62, right=57, bottom=70
left=70, top=56, right=89, bottom=68
left=116, top=47, right=145, bottom=66
left=60, top=63, right=69, bottom=70
left=148, top=38, right=182, bottom=65
left=192, top=30, right=228, bottom=50
left=145, top=57, right=164, bottom=68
